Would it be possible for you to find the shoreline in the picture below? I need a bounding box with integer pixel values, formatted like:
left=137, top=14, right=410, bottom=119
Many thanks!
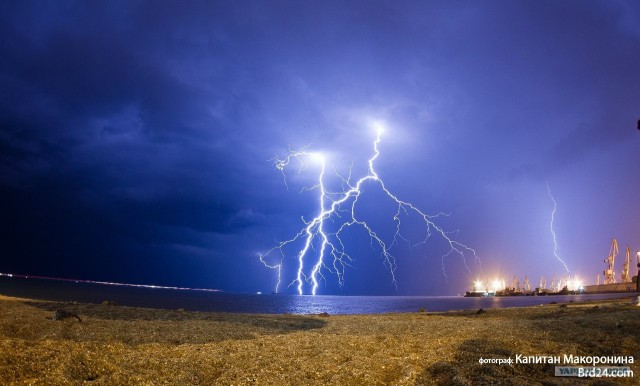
left=1, top=294, right=638, bottom=384
left=0, top=291, right=636, bottom=315
left=1, top=275, right=633, bottom=315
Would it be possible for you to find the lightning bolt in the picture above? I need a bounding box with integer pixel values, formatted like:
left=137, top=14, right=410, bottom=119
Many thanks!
left=260, top=124, right=479, bottom=295
left=547, top=183, right=570, bottom=274
left=258, top=253, right=282, bottom=294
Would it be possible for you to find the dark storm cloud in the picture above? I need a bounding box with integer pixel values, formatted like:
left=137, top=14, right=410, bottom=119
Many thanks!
left=1, top=1, right=639, bottom=294
left=499, top=1, right=640, bottom=181
left=0, top=1, right=273, bottom=286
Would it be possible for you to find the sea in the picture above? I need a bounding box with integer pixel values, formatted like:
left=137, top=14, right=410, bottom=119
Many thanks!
left=0, top=275, right=634, bottom=315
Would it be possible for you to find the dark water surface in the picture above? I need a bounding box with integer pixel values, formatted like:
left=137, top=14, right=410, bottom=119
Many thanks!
left=0, top=276, right=633, bottom=314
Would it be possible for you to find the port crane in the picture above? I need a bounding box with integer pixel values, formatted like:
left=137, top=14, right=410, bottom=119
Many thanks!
left=511, top=276, right=521, bottom=292
left=603, top=238, right=618, bottom=284
left=637, top=250, right=640, bottom=292
left=523, top=276, right=531, bottom=292
left=538, top=275, right=546, bottom=290
left=621, top=245, right=631, bottom=283
left=550, top=273, right=559, bottom=292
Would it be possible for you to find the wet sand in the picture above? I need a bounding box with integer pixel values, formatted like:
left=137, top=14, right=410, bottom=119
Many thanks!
left=0, top=294, right=638, bottom=385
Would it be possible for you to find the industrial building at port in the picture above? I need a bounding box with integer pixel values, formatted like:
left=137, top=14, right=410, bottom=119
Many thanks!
left=466, top=238, right=639, bottom=297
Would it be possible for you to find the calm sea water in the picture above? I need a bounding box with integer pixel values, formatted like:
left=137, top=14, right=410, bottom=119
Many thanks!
left=0, top=276, right=634, bottom=314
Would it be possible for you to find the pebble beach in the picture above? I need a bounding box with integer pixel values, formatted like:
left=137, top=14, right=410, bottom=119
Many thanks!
left=0, top=294, right=638, bottom=385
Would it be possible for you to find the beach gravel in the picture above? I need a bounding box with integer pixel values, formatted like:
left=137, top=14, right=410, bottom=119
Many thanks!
left=0, top=295, right=638, bottom=385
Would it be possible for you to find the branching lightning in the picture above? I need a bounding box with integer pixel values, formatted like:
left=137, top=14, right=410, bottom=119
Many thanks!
left=260, top=125, right=479, bottom=295
left=258, top=252, right=283, bottom=294
left=547, top=183, right=570, bottom=274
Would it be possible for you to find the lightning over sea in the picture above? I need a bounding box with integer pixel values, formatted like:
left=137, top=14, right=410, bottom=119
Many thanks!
left=260, top=123, right=480, bottom=295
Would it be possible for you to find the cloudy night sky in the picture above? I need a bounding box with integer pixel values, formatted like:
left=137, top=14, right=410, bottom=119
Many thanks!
left=1, top=1, right=639, bottom=295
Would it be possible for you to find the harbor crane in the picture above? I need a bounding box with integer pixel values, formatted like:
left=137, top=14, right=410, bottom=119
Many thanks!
left=637, top=250, right=640, bottom=292
left=603, top=238, right=618, bottom=284
left=538, top=275, right=546, bottom=290
left=523, top=276, right=531, bottom=292
left=621, top=245, right=631, bottom=283
left=511, top=276, right=521, bottom=292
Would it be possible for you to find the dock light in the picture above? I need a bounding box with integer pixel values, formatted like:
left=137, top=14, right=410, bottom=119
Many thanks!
left=473, top=280, right=483, bottom=292
left=567, top=277, right=583, bottom=291
left=574, top=279, right=582, bottom=291
left=491, top=279, right=504, bottom=292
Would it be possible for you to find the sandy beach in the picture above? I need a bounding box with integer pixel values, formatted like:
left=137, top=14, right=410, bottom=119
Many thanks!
left=0, top=294, right=638, bottom=385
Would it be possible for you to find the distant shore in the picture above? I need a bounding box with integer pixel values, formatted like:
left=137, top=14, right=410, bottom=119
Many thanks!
left=0, top=294, right=638, bottom=384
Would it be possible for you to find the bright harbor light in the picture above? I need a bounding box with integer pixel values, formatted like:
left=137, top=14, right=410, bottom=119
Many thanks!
left=473, top=280, right=484, bottom=292
left=491, top=279, right=505, bottom=293
left=567, top=276, right=583, bottom=292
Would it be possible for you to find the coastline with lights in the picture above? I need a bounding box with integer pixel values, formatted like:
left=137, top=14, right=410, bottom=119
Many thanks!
left=466, top=239, right=639, bottom=297
left=465, top=275, right=587, bottom=297
left=0, top=272, right=223, bottom=293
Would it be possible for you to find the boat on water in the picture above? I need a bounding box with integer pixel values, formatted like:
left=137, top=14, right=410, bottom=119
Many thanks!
left=464, top=290, right=495, bottom=297
left=464, top=286, right=584, bottom=297
left=464, top=274, right=589, bottom=297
